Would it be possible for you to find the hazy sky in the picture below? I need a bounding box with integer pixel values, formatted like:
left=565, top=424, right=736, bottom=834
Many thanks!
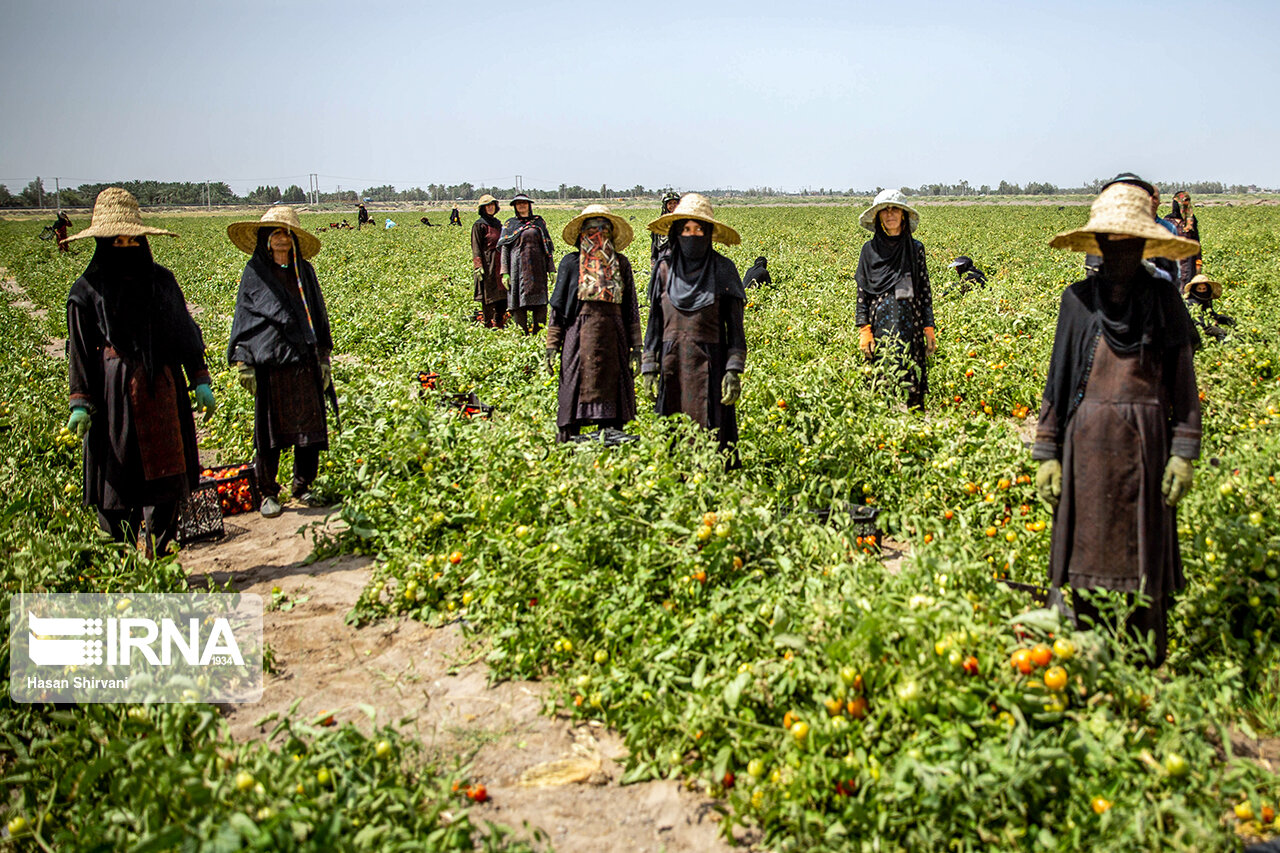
left=2, top=0, right=1277, bottom=195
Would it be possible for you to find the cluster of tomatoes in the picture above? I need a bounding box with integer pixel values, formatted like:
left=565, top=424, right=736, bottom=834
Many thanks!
left=1009, top=637, right=1076, bottom=692
left=451, top=779, right=488, bottom=803
left=200, top=465, right=256, bottom=516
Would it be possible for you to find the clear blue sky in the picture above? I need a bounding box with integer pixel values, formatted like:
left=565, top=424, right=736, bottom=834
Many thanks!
left=2, top=0, right=1277, bottom=195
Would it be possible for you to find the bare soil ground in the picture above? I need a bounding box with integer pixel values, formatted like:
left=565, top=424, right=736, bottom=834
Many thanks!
left=179, top=508, right=749, bottom=852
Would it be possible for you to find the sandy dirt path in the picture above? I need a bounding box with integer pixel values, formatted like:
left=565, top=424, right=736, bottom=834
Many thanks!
left=179, top=508, right=748, bottom=852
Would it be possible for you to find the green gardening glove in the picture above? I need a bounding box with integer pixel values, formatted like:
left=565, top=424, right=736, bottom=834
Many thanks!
left=1035, top=459, right=1062, bottom=508
left=721, top=370, right=742, bottom=406
left=237, top=363, right=257, bottom=395
left=544, top=348, right=558, bottom=377
left=67, top=407, right=91, bottom=439
left=320, top=363, right=332, bottom=391
left=629, top=347, right=642, bottom=378
left=642, top=371, right=659, bottom=399
left=192, top=383, right=216, bottom=416
left=1161, top=455, right=1194, bottom=506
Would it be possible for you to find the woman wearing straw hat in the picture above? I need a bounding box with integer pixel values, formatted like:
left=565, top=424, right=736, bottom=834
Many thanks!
left=471, top=194, right=506, bottom=328
left=498, top=193, right=555, bottom=334
left=226, top=206, right=333, bottom=518
left=650, top=191, right=681, bottom=269
left=1033, top=181, right=1202, bottom=666
left=1182, top=272, right=1233, bottom=340
left=854, top=189, right=936, bottom=410
left=641, top=193, right=747, bottom=459
left=63, top=187, right=216, bottom=555
left=546, top=205, right=642, bottom=442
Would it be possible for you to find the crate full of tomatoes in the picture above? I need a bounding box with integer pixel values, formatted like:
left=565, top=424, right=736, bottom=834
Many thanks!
left=202, top=464, right=260, bottom=516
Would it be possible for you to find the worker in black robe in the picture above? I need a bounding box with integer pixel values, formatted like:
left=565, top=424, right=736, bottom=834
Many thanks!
left=449, top=206, right=463, bottom=226
left=1036, top=181, right=1202, bottom=667
left=227, top=207, right=333, bottom=517
left=63, top=188, right=215, bottom=556
left=1168, top=192, right=1202, bottom=285
left=498, top=193, right=554, bottom=334
left=743, top=256, right=772, bottom=289
left=471, top=194, right=506, bottom=328
left=642, top=194, right=747, bottom=463
left=649, top=191, right=680, bottom=270
left=1182, top=273, right=1233, bottom=340
left=946, top=256, right=987, bottom=293
left=53, top=212, right=72, bottom=253
left=357, top=203, right=370, bottom=230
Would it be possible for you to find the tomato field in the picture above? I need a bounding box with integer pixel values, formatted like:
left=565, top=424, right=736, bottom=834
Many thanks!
left=2, top=200, right=1279, bottom=851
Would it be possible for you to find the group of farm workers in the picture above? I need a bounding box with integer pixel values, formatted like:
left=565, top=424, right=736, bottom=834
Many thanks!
left=62, top=173, right=1213, bottom=667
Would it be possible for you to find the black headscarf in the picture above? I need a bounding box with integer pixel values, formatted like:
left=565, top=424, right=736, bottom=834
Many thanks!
left=855, top=217, right=923, bottom=298
left=478, top=203, right=501, bottom=229
left=654, top=219, right=746, bottom=312
left=68, top=237, right=205, bottom=386
left=226, top=228, right=331, bottom=366
left=1042, top=270, right=1200, bottom=441
left=667, top=219, right=717, bottom=311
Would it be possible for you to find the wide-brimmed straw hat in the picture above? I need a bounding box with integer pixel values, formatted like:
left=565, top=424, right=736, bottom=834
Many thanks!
left=858, top=188, right=921, bottom=233
left=647, top=193, right=740, bottom=245
left=561, top=204, right=634, bottom=250
left=1183, top=273, right=1222, bottom=299
left=476, top=194, right=498, bottom=213
left=1048, top=183, right=1199, bottom=260
left=510, top=193, right=534, bottom=207
left=227, top=205, right=321, bottom=259
left=64, top=187, right=177, bottom=242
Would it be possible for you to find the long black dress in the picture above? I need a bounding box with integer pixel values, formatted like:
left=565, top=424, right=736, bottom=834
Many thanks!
left=67, top=238, right=209, bottom=551
left=854, top=233, right=935, bottom=409
left=227, top=232, right=333, bottom=498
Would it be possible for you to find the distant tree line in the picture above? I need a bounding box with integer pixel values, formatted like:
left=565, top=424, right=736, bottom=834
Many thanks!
left=0, top=176, right=1269, bottom=209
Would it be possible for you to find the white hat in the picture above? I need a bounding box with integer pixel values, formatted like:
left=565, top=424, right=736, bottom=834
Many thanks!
left=858, top=188, right=921, bottom=233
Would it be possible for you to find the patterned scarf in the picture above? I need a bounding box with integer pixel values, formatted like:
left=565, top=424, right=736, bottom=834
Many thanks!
left=576, top=219, right=622, bottom=302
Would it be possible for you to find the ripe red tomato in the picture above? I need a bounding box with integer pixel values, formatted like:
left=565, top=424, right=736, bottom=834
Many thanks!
left=962, top=655, right=979, bottom=676
left=466, top=784, right=488, bottom=803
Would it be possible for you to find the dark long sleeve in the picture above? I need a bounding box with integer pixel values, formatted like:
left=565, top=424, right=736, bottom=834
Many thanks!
left=1031, top=396, right=1060, bottom=461
left=68, top=302, right=102, bottom=411
left=854, top=281, right=871, bottom=327
left=624, top=263, right=642, bottom=349
left=1167, top=344, right=1201, bottom=459
left=721, top=297, right=746, bottom=373
left=917, top=243, right=935, bottom=328
left=642, top=262, right=667, bottom=374
left=470, top=221, right=485, bottom=262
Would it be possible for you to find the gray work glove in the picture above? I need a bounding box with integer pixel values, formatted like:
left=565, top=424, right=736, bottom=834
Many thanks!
left=544, top=348, right=558, bottom=377
left=629, top=347, right=642, bottom=378
left=320, top=363, right=332, bottom=391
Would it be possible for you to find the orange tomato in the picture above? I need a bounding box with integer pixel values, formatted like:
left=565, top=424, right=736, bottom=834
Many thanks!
left=1043, top=666, right=1068, bottom=690
left=448, top=551, right=463, bottom=564
left=1030, top=644, right=1053, bottom=667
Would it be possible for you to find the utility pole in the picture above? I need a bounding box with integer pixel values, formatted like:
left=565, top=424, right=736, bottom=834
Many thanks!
left=54, top=177, right=61, bottom=214
left=205, top=180, right=211, bottom=209
left=309, top=173, right=319, bottom=204
left=516, top=175, right=522, bottom=192
left=37, top=176, right=43, bottom=209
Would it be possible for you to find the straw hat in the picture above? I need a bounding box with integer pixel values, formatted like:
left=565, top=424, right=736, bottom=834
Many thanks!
left=510, top=193, right=534, bottom=207
left=476, top=194, right=498, bottom=213
left=64, top=187, right=177, bottom=242
left=227, top=205, right=321, bottom=259
left=858, top=188, right=920, bottom=233
left=647, top=193, right=740, bottom=245
left=1183, top=273, right=1222, bottom=299
left=1049, top=183, right=1199, bottom=260
left=561, top=204, right=634, bottom=250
